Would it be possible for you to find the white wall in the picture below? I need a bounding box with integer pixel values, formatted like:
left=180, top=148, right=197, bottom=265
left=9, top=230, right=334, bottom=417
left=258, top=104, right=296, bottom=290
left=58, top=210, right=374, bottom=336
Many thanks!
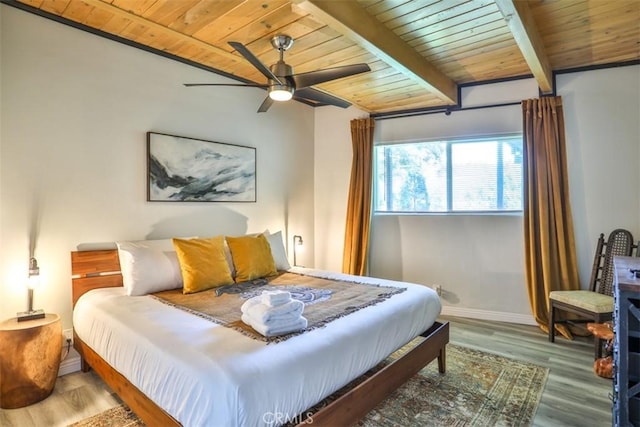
left=0, top=6, right=315, bottom=330
left=314, top=68, right=640, bottom=324
left=559, top=66, right=640, bottom=286
left=313, top=106, right=367, bottom=271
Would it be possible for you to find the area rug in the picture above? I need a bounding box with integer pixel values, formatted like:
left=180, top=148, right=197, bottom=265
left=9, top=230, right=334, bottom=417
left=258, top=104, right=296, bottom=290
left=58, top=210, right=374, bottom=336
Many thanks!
left=69, top=342, right=548, bottom=427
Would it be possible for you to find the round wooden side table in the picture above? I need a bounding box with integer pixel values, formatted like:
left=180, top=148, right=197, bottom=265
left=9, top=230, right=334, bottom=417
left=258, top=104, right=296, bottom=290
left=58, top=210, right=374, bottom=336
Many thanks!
left=0, top=314, right=62, bottom=409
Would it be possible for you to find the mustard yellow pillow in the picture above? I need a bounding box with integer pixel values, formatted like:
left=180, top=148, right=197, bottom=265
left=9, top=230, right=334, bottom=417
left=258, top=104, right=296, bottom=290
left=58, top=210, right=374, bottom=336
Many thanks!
left=173, top=236, right=234, bottom=294
left=226, top=234, right=277, bottom=282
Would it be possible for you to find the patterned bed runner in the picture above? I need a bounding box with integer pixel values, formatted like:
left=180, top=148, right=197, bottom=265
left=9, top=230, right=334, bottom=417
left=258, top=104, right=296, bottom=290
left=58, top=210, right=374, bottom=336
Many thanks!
left=151, top=272, right=406, bottom=342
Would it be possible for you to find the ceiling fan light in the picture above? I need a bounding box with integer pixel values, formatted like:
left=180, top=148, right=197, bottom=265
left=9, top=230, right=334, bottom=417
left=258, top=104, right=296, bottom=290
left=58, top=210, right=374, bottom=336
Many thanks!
left=269, top=87, right=293, bottom=101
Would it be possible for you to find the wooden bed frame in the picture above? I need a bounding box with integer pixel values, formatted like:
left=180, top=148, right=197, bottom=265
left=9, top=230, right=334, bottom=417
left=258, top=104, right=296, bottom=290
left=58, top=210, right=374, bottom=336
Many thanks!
left=71, top=249, right=449, bottom=427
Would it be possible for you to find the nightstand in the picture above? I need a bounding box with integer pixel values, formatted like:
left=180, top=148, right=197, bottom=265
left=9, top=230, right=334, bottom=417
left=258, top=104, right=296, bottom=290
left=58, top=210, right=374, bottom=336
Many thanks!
left=0, top=313, right=62, bottom=409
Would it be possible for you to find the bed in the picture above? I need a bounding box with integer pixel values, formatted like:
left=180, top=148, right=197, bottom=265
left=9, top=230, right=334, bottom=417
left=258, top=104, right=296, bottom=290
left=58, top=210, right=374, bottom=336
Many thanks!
left=71, top=238, right=448, bottom=427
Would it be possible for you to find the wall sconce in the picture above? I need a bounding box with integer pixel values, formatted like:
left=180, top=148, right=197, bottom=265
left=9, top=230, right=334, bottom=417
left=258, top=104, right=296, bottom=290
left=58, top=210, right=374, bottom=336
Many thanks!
left=17, top=257, right=45, bottom=322
left=293, top=235, right=304, bottom=267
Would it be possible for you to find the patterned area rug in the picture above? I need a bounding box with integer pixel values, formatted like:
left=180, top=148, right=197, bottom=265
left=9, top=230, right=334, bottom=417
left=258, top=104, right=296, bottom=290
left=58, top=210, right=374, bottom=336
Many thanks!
left=69, top=405, right=142, bottom=427
left=69, top=342, right=548, bottom=427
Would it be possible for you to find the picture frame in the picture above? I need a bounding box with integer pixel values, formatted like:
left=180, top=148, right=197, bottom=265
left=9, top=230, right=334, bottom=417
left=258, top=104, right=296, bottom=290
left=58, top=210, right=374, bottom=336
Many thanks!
left=147, top=132, right=256, bottom=202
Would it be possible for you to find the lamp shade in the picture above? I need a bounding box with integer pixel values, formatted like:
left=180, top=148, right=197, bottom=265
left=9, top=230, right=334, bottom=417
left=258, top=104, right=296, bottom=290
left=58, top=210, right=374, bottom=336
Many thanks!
left=27, top=274, right=40, bottom=290
left=27, top=257, right=40, bottom=289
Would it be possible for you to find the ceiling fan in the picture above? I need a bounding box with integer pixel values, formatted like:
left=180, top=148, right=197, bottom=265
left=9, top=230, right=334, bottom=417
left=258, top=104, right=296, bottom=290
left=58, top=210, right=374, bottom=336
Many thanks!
left=185, top=34, right=371, bottom=113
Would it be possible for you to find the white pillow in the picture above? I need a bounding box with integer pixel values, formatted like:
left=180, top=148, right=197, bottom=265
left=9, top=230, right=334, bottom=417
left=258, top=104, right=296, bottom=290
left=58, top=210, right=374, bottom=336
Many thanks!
left=265, top=231, right=291, bottom=271
left=116, top=238, right=186, bottom=296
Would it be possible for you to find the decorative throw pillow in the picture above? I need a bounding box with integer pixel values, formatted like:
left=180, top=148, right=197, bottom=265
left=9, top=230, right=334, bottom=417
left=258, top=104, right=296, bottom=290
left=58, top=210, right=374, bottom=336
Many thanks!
left=226, top=233, right=277, bottom=282
left=265, top=230, right=291, bottom=271
left=173, top=236, right=234, bottom=294
left=117, top=238, right=186, bottom=296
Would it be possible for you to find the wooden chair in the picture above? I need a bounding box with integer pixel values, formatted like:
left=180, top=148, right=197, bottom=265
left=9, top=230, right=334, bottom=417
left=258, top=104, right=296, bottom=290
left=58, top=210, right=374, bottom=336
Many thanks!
left=548, top=229, right=636, bottom=359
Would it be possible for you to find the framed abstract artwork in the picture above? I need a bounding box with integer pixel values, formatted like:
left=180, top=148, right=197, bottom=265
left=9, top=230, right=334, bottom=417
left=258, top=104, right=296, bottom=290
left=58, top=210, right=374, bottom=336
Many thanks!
left=147, top=132, right=256, bottom=202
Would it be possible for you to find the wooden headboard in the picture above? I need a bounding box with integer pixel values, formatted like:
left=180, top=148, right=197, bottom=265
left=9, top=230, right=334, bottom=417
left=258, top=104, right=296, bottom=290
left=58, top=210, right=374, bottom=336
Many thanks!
left=71, top=250, right=123, bottom=307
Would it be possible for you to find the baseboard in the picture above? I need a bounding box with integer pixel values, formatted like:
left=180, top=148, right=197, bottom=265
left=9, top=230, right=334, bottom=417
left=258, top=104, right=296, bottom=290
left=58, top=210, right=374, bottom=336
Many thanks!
left=441, top=306, right=538, bottom=326
left=58, top=348, right=81, bottom=376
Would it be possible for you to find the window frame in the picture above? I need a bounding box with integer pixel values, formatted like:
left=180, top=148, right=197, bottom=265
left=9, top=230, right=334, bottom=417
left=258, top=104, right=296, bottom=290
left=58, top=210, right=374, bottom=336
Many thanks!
left=373, top=133, right=524, bottom=215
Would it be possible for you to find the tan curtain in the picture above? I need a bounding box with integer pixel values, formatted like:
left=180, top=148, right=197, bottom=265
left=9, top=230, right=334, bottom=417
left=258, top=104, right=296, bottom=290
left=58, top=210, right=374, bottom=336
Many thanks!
left=522, top=96, right=580, bottom=338
left=342, top=118, right=375, bottom=275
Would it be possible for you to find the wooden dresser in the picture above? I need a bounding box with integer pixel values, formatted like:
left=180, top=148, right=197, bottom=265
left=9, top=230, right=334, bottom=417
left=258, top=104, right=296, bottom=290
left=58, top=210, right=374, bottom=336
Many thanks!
left=613, top=256, right=640, bottom=426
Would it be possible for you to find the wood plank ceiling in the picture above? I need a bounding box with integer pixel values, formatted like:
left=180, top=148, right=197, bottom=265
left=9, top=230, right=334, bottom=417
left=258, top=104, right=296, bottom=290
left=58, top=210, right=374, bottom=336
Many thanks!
left=11, top=0, right=640, bottom=114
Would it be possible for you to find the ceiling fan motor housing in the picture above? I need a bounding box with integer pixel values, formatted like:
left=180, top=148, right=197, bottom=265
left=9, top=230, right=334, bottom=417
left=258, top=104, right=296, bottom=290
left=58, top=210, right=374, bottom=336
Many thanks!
left=270, top=61, right=293, bottom=80
left=269, top=61, right=295, bottom=99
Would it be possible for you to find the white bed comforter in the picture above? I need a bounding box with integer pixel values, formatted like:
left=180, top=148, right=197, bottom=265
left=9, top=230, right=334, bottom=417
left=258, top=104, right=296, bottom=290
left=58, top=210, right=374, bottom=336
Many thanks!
left=73, top=267, right=441, bottom=427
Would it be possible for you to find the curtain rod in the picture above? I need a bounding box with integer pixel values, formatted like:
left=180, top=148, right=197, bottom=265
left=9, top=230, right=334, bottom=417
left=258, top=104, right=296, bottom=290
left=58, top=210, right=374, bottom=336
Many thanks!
left=372, top=101, right=522, bottom=121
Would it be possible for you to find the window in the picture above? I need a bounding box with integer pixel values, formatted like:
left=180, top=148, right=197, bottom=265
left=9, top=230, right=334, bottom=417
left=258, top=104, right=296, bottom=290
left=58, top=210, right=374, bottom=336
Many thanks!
left=374, top=135, right=523, bottom=213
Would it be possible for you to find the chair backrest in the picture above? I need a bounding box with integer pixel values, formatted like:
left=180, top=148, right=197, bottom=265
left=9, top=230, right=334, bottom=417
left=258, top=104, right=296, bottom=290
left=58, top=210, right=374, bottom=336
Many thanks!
left=589, top=229, right=635, bottom=295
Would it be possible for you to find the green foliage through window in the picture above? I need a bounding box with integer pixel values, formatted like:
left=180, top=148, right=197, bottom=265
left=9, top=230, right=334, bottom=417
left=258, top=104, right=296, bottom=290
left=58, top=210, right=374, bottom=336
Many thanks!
left=374, top=135, right=523, bottom=213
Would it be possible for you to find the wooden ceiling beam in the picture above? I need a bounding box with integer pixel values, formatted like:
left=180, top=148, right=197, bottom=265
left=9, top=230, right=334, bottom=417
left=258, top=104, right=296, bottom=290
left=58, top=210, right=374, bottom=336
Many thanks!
left=293, top=0, right=458, bottom=105
left=494, top=0, right=553, bottom=93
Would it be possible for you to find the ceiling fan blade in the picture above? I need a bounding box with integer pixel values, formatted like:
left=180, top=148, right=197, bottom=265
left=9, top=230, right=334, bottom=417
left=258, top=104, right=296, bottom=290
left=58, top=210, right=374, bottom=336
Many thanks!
left=295, top=87, right=351, bottom=109
left=184, top=83, right=267, bottom=87
left=292, top=64, right=371, bottom=89
left=228, top=41, right=283, bottom=85
left=257, top=96, right=274, bottom=113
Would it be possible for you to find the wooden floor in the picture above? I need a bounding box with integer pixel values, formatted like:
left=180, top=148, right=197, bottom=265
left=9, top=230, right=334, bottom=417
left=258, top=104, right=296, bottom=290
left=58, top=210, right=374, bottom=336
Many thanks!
left=0, top=316, right=612, bottom=427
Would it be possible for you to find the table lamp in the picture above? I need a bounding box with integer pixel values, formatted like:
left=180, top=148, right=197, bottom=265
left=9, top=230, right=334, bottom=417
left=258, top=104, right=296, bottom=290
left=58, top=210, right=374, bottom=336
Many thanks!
left=293, top=235, right=304, bottom=267
left=17, top=257, right=45, bottom=322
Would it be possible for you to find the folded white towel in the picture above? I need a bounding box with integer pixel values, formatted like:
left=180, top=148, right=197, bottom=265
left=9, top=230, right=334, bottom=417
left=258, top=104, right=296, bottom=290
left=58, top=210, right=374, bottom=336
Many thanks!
left=247, top=309, right=301, bottom=326
left=246, top=299, right=304, bottom=323
left=240, top=291, right=295, bottom=314
left=241, top=313, right=308, bottom=337
left=241, top=296, right=262, bottom=314
left=261, top=290, right=291, bottom=307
